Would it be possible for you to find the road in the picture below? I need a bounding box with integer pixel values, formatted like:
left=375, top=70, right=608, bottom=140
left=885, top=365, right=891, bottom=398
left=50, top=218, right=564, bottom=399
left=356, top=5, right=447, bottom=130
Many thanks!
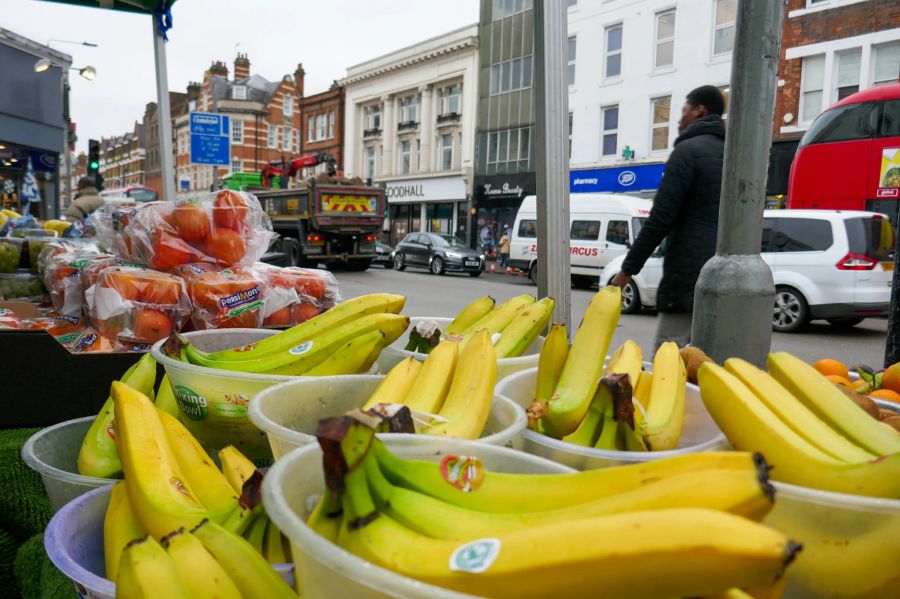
left=332, top=265, right=889, bottom=367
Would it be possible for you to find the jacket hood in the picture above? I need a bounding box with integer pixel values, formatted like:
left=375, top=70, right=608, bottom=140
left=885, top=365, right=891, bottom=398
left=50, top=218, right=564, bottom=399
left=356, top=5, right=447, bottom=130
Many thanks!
left=75, top=186, right=100, bottom=197
left=674, top=115, right=725, bottom=145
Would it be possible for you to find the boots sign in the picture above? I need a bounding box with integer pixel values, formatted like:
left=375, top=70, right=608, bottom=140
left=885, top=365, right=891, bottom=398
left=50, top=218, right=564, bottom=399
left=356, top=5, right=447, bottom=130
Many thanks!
left=384, top=176, right=466, bottom=203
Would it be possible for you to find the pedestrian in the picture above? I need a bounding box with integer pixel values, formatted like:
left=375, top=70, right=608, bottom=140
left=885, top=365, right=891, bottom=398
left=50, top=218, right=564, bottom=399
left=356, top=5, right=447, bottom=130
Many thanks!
left=610, top=85, right=726, bottom=350
left=480, top=224, right=495, bottom=256
left=499, top=225, right=511, bottom=271
left=64, top=177, right=105, bottom=220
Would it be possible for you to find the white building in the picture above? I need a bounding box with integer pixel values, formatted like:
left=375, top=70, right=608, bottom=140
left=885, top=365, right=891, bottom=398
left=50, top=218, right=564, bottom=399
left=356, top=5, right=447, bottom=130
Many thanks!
left=341, top=25, right=479, bottom=245
left=567, top=0, right=734, bottom=194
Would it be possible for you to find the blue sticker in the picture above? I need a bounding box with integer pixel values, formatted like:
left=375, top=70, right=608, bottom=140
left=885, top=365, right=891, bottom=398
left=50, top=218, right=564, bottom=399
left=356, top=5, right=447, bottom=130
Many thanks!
left=449, top=538, right=500, bottom=574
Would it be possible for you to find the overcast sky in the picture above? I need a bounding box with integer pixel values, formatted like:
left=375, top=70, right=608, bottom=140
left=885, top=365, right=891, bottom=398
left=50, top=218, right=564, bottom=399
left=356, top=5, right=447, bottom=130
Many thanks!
left=6, top=0, right=479, bottom=154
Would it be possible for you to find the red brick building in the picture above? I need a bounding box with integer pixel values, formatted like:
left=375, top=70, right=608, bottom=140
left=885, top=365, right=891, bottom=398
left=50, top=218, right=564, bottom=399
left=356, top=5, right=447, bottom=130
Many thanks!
left=297, top=65, right=344, bottom=177
left=143, top=91, right=188, bottom=201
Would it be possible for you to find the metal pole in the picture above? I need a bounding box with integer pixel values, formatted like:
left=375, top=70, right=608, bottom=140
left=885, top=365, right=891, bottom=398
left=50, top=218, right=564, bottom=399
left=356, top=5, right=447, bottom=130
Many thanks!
left=533, top=0, right=571, bottom=330
left=62, top=69, right=71, bottom=217
left=152, top=19, right=176, bottom=203
left=691, top=0, right=783, bottom=366
left=884, top=229, right=900, bottom=366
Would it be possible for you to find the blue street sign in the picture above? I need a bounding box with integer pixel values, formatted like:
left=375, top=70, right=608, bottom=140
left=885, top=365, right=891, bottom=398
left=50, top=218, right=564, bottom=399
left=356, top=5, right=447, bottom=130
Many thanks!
left=570, top=163, right=666, bottom=193
left=189, top=112, right=230, bottom=166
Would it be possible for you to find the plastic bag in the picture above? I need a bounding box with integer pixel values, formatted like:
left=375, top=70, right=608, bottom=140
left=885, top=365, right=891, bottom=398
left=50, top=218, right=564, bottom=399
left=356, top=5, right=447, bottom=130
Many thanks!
left=87, top=202, right=145, bottom=264
left=125, top=190, right=274, bottom=270
left=86, top=266, right=191, bottom=344
left=254, top=264, right=340, bottom=327
left=43, top=248, right=114, bottom=317
left=176, top=264, right=265, bottom=330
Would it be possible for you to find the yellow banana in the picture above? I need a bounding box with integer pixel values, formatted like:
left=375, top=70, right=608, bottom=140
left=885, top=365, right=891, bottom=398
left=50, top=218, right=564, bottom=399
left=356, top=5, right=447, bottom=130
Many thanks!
left=263, top=517, right=288, bottom=564
left=544, top=287, right=621, bottom=437
left=244, top=513, right=269, bottom=554
left=593, top=408, right=619, bottom=450
left=218, top=445, right=258, bottom=495
left=702, top=589, right=755, bottom=599
left=698, top=362, right=900, bottom=498
left=639, top=341, right=686, bottom=451
left=115, top=536, right=190, bottom=599
left=154, top=374, right=179, bottom=418
left=402, top=340, right=458, bottom=415
left=104, top=481, right=144, bottom=581
left=162, top=528, right=242, bottom=599
left=562, top=384, right=607, bottom=446
left=299, top=329, right=385, bottom=376
left=528, top=322, right=569, bottom=430
left=306, top=491, right=342, bottom=545
left=726, top=358, right=876, bottom=463
left=422, top=330, right=496, bottom=439
left=493, top=297, right=555, bottom=358
left=767, top=352, right=900, bottom=456
left=445, top=295, right=495, bottom=335
left=633, top=370, right=652, bottom=416
left=458, top=294, right=535, bottom=349
left=362, top=357, right=422, bottom=410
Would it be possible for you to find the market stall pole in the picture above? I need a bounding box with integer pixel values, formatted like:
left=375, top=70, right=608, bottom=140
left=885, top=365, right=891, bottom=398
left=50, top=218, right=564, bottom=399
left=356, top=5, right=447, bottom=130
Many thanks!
left=691, top=0, right=783, bottom=366
left=884, top=229, right=900, bottom=366
left=533, top=0, right=572, bottom=331
left=151, top=14, right=176, bottom=202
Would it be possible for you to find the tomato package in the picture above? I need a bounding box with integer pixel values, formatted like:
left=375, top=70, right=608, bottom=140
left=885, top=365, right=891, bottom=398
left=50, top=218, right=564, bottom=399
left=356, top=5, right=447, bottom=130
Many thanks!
left=180, top=265, right=266, bottom=330
left=125, top=191, right=274, bottom=270
left=85, top=267, right=191, bottom=344
left=43, top=249, right=115, bottom=317
left=254, top=265, right=340, bottom=327
left=87, top=202, right=144, bottom=264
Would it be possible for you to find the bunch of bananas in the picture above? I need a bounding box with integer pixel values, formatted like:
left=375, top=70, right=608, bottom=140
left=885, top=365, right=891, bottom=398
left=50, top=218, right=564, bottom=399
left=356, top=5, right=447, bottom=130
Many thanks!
left=362, top=328, right=496, bottom=439
left=406, top=294, right=554, bottom=358
left=698, top=353, right=900, bottom=498
left=306, top=414, right=798, bottom=598
left=172, top=293, right=409, bottom=376
left=104, top=381, right=297, bottom=598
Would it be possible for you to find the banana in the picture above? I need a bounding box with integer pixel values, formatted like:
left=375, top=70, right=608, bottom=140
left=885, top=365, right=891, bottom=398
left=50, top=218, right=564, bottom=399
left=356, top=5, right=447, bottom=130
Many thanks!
left=401, top=340, right=458, bottom=415
left=698, top=362, right=900, bottom=498
left=361, top=357, right=422, bottom=410
left=198, top=292, right=406, bottom=362
left=115, top=536, right=190, bottom=599
left=191, top=519, right=297, bottom=599
left=633, top=369, right=652, bottom=414
left=112, top=381, right=210, bottom=539
left=767, top=352, right=900, bottom=457
left=244, top=512, right=269, bottom=553
left=527, top=323, right=569, bottom=430
left=104, top=481, right=144, bottom=581
left=725, top=358, right=876, bottom=463
left=157, top=409, right=238, bottom=521
left=299, top=329, right=385, bottom=376
left=162, top=528, right=243, bottom=599
left=593, top=408, right=618, bottom=450
left=422, top=330, right=496, bottom=439
left=702, top=589, right=755, bottom=599
left=493, top=297, right=555, bottom=358
left=78, top=353, right=157, bottom=478
left=445, top=295, right=495, bottom=335
left=154, top=374, right=179, bottom=418
left=218, top=445, right=258, bottom=495
left=263, top=517, right=288, bottom=564
left=307, top=490, right=343, bottom=544
left=458, top=294, right=536, bottom=349
left=544, top=286, right=621, bottom=437
left=639, top=341, right=686, bottom=451
left=562, top=384, right=607, bottom=446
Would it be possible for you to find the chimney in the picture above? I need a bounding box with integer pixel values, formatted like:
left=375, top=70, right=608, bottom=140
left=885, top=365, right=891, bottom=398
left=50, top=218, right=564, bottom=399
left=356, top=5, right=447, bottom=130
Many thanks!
left=186, top=81, right=201, bottom=101
left=209, top=60, right=228, bottom=78
left=234, top=53, right=250, bottom=81
left=294, top=63, right=306, bottom=98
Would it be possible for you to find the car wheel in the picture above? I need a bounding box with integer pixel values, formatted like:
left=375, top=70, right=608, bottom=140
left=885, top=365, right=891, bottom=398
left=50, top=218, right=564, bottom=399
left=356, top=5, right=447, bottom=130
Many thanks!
left=528, top=263, right=538, bottom=285
left=383, top=261, right=393, bottom=269
left=827, top=317, right=864, bottom=329
left=773, top=286, right=809, bottom=333
left=430, top=256, right=445, bottom=275
left=618, top=280, right=641, bottom=314
left=469, top=271, right=481, bottom=278
left=393, top=254, right=406, bottom=271
left=571, top=275, right=594, bottom=290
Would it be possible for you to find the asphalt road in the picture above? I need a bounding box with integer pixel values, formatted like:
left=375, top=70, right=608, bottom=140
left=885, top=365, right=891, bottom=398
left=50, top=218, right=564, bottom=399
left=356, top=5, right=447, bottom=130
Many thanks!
left=333, top=265, right=889, bottom=368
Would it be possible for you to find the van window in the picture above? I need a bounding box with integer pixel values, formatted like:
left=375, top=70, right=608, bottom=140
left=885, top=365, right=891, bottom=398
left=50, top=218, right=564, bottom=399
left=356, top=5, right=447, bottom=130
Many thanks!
left=798, top=102, right=876, bottom=147
left=769, top=218, right=833, bottom=252
left=760, top=218, right=776, bottom=252
left=631, top=217, right=646, bottom=240
left=518, top=219, right=537, bottom=238
left=606, top=220, right=629, bottom=245
left=845, top=216, right=894, bottom=262
left=571, top=220, right=601, bottom=241
left=881, top=100, right=900, bottom=137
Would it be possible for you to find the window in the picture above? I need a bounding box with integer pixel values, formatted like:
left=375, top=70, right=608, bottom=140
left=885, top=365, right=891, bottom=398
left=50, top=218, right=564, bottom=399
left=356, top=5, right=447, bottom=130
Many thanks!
left=882, top=100, right=900, bottom=137
left=768, top=218, right=833, bottom=252
left=231, top=120, right=243, bottom=143
left=518, top=219, right=537, bottom=238
left=606, top=220, right=629, bottom=245
left=267, top=125, right=276, bottom=148
left=568, top=37, right=577, bottom=86
left=845, top=216, right=895, bottom=263
left=307, top=116, right=315, bottom=141
left=399, top=95, right=418, bottom=124
left=605, top=25, right=623, bottom=79
left=571, top=221, right=601, bottom=241
left=873, top=42, right=900, bottom=87
left=655, top=9, right=675, bottom=69
left=328, top=111, right=335, bottom=139
left=800, top=55, right=826, bottom=124
left=835, top=49, right=861, bottom=101
left=487, top=127, right=531, bottom=170
left=365, top=146, right=376, bottom=180
left=440, top=134, right=453, bottom=171
left=493, top=0, right=532, bottom=19
left=523, top=56, right=533, bottom=88
left=568, top=0, right=577, bottom=6
left=400, top=140, right=411, bottom=174
left=283, top=95, right=293, bottom=117
left=651, top=96, right=671, bottom=151
left=232, top=86, right=247, bottom=100
left=283, top=127, right=292, bottom=151
left=490, top=56, right=534, bottom=94
left=438, top=84, right=461, bottom=115
left=568, top=112, right=573, bottom=158
left=364, top=104, right=382, bottom=132
left=713, top=0, right=736, bottom=56
left=188, top=100, right=197, bottom=112
left=799, top=102, right=876, bottom=146
left=601, top=106, right=619, bottom=156
left=231, top=158, right=241, bottom=173
left=315, top=114, right=326, bottom=140
left=415, top=139, right=421, bottom=171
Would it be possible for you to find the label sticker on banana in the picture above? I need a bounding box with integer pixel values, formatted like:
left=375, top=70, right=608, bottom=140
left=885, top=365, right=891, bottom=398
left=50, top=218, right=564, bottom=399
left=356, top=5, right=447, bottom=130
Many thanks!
left=289, top=341, right=314, bottom=355
left=174, top=385, right=209, bottom=421
left=449, top=538, right=501, bottom=573
left=440, top=455, right=485, bottom=493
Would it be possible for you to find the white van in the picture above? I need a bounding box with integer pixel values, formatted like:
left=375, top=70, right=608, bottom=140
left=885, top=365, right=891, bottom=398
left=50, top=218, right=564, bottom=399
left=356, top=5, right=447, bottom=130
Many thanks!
left=509, top=193, right=652, bottom=288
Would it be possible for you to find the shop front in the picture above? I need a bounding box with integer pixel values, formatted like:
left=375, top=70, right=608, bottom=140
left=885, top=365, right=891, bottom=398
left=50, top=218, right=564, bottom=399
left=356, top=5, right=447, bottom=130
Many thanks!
left=569, top=163, right=665, bottom=196
left=384, top=176, right=468, bottom=247
left=472, top=172, right=535, bottom=252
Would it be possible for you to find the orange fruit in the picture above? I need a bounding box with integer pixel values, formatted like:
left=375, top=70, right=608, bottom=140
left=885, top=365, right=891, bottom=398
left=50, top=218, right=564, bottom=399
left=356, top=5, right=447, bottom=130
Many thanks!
left=813, top=358, right=850, bottom=380
left=880, top=363, right=900, bottom=395
left=848, top=379, right=867, bottom=391
left=868, top=389, right=900, bottom=404
left=825, top=374, right=852, bottom=387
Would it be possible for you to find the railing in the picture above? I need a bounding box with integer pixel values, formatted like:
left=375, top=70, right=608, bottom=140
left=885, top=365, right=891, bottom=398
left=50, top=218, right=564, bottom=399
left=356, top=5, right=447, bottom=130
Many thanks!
left=437, top=112, right=461, bottom=124
left=362, top=127, right=382, bottom=138
left=397, top=121, right=418, bottom=131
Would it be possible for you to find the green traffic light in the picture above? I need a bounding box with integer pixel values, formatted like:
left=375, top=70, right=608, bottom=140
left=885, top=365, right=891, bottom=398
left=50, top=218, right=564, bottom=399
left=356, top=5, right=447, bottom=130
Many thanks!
left=89, top=160, right=99, bottom=170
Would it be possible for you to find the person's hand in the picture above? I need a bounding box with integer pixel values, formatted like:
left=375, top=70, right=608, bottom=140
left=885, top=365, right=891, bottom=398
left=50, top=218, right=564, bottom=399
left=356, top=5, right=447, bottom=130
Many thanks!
left=610, top=271, right=631, bottom=289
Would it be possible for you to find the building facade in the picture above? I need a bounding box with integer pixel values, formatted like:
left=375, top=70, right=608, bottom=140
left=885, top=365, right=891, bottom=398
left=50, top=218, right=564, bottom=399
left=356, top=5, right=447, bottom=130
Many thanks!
left=298, top=67, right=345, bottom=177
left=99, top=122, right=146, bottom=191
left=143, top=92, right=187, bottom=201
left=341, top=25, right=479, bottom=246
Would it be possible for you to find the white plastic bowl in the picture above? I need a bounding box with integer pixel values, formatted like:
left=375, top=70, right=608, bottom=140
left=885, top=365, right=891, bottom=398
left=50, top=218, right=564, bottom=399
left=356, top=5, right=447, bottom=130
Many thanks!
left=378, top=317, right=544, bottom=380
left=262, top=436, right=572, bottom=598
left=495, top=366, right=727, bottom=470
left=249, top=374, right=527, bottom=460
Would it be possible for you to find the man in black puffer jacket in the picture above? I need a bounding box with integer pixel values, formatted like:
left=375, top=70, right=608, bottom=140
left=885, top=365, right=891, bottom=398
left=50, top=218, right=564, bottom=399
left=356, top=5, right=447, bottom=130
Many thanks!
left=611, top=85, right=726, bottom=349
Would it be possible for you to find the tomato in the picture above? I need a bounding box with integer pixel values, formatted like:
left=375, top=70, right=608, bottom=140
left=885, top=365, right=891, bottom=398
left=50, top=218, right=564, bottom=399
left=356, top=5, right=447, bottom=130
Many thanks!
left=206, top=228, right=246, bottom=265
left=213, top=190, right=249, bottom=230
left=171, top=203, right=210, bottom=242
left=153, top=231, right=200, bottom=269
left=53, top=265, right=79, bottom=282
left=102, top=270, right=141, bottom=301
left=291, top=303, right=322, bottom=323
left=265, top=306, right=293, bottom=327
left=292, top=274, right=326, bottom=302
left=139, top=277, right=181, bottom=305
left=189, top=269, right=262, bottom=329
left=131, top=308, right=173, bottom=343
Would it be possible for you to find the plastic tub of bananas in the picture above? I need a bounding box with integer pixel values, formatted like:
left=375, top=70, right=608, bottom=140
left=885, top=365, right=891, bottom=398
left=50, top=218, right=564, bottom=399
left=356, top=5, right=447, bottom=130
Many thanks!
left=44, top=485, right=295, bottom=599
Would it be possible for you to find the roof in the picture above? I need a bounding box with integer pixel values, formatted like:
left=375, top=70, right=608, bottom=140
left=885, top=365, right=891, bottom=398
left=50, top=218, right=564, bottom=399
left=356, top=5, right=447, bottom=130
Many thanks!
left=0, top=27, right=72, bottom=65
left=833, top=82, right=900, bottom=108
left=518, top=193, right=654, bottom=216
left=766, top=209, right=889, bottom=220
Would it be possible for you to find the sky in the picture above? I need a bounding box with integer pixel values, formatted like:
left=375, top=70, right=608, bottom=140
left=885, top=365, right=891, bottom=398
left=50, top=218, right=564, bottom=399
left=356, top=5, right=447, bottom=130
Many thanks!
left=5, top=0, right=480, bottom=154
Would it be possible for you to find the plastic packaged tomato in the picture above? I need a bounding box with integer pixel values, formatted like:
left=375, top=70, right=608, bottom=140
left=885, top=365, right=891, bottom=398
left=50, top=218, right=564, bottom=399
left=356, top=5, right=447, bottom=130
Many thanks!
left=181, top=266, right=265, bottom=329
left=254, top=264, right=340, bottom=327
left=85, top=267, right=191, bottom=344
left=43, top=249, right=114, bottom=317
left=86, top=202, right=144, bottom=264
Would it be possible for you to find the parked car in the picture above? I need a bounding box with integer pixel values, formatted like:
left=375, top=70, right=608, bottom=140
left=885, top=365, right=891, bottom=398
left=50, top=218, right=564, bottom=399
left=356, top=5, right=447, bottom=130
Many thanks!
left=372, top=241, right=394, bottom=268
left=599, top=210, right=894, bottom=333
left=393, top=233, right=484, bottom=277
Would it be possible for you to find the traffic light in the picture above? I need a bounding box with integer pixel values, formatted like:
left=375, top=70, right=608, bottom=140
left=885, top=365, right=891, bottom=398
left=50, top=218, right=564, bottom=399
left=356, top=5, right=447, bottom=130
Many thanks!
left=87, top=139, right=103, bottom=191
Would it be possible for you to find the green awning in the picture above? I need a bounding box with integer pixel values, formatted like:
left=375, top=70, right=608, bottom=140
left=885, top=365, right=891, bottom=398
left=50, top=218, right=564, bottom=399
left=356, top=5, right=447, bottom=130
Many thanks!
left=39, top=0, right=175, bottom=15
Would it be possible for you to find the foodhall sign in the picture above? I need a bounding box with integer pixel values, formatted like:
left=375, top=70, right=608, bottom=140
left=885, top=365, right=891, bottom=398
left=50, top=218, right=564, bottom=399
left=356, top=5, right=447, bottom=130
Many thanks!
left=384, top=176, right=466, bottom=203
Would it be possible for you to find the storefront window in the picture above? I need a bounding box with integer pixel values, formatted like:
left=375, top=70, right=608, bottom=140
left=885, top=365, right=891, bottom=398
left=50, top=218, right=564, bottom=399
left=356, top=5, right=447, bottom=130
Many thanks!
left=391, top=204, right=410, bottom=246
left=410, top=203, right=422, bottom=234
left=427, top=203, right=453, bottom=235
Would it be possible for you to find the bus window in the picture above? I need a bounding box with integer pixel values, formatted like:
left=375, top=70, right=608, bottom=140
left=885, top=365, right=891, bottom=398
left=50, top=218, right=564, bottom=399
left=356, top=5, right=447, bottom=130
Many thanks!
left=799, top=102, right=877, bottom=147
left=881, top=100, right=900, bottom=137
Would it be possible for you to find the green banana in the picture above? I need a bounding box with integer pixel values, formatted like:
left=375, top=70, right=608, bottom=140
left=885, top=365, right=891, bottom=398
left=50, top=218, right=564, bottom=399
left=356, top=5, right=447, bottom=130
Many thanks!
left=263, top=517, right=288, bottom=564
left=562, top=384, right=607, bottom=447
left=445, top=295, right=495, bottom=335
left=243, top=512, right=269, bottom=554
left=493, top=296, right=555, bottom=358
left=307, top=490, right=343, bottom=544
